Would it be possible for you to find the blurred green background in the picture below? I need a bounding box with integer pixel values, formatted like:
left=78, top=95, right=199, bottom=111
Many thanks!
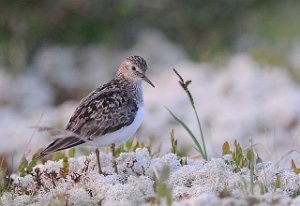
left=1, top=0, right=300, bottom=72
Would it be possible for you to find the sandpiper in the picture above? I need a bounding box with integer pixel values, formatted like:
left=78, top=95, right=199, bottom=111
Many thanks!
left=39, top=55, right=154, bottom=174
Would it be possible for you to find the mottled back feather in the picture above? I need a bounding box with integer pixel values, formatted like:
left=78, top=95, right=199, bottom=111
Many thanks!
left=66, top=78, right=139, bottom=138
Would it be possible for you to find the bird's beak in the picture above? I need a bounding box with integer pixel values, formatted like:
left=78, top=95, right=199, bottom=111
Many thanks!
left=142, top=75, right=155, bottom=88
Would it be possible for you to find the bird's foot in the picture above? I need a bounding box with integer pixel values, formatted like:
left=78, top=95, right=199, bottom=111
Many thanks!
left=112, top=159, right=118, bottom=174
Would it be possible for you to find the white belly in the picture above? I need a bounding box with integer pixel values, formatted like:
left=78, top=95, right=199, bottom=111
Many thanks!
left=87, top=106, right=144, bottom=147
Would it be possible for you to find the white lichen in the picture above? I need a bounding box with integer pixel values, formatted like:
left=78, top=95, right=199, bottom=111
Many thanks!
left=2, top=149, right=300, bottom=206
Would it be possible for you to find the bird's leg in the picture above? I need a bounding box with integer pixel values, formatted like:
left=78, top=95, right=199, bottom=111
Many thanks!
left=111, top=143, right=118, bottom=174
left=111, top=143, right=116, bottom=157
left=95, top=148, right=103, bottom=175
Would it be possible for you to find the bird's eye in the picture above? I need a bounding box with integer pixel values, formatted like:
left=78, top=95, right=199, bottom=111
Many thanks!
left=132, top=66, right=136, bottom=71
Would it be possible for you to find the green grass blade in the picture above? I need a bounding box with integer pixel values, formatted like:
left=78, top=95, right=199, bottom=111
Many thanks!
left=192, top=106, right=208, bottom=160
left=166, top=107, right=207, bottom=160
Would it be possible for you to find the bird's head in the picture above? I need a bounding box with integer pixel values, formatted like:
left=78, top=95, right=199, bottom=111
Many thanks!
left=117, top=55, right=155, bottom=87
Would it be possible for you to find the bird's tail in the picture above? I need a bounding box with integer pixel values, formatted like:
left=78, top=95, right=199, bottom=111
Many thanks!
left=38, top=135, right=85, bottom=159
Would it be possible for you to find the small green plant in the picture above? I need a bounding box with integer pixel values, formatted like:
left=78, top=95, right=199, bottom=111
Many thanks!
left=59, top=156, right=69, bottom=178
left=169, top=129, right=188, bottom=165
left=222, top=141, right=231, bottom=155
left=223, top=140, right=266, bottom=195
left=275, top=174, right=281, bottom=189
left=170, top=129, right=178, bottom=154
left=0, top=156, right=13, bottom=196
left=68, top=148, right=76, bottom=158
left=153, top=166, right=172, bottom=206
left=247, top=147, right=255, bottom=194
left=18, top=150, right=43, bottom=177
left=27, top=150, right=42, bottom=173
left=52, top=151, right=67, bottom=161
left=290, top=161, right=300, bottom=198
left=18, top=156, right=29, bottom=177
left=166, top=69, right=208, bottom=160
left=232, top=140, right=247, bottom=169
left=291, top=160, right=300, bottom=174
left=222, top=140, right=258, bottom=171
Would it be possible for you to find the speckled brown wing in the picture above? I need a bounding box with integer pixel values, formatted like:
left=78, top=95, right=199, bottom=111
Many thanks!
left=39, top=79, right=138, bottom=158
left=66, top=80, right=138, bottom=138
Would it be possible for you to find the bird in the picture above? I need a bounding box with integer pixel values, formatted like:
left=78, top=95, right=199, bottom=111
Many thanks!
left=38, top=55, right=155, bottom=174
